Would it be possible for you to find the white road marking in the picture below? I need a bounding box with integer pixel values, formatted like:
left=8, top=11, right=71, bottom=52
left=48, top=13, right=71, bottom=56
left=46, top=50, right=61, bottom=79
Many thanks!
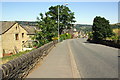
left=82, top=43, right=85, bottom=45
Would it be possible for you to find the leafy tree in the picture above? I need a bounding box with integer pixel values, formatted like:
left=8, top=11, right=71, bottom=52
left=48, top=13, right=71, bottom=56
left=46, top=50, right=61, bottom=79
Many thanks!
left=92, top=16, right=113, bottom=41
left=33, top=5, right=76, bottom=47
left=46, top=5, right=76, bottom=34
left=33, top=13, right=58, bottom=47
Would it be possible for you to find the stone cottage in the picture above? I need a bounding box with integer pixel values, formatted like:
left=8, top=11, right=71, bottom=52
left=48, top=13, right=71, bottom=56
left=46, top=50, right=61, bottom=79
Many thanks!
left=0, top=21, right=36, bottom=57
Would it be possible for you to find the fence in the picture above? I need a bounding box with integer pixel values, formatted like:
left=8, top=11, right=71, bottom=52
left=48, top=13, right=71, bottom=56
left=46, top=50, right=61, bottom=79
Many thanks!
left=0, top=41, right=57, bottom=80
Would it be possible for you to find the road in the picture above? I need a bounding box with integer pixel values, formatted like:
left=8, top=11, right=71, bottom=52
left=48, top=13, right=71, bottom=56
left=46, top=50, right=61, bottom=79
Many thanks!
left=27, top=38, right=118, bottom=78
left=69, top=38, right=118, bottom=78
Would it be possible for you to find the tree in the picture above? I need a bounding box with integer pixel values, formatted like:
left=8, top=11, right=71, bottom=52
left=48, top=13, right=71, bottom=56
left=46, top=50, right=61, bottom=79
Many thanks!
left=33, top=13, right=58, bottom=47
left=46, top=5, right=76, bottom=34
left=33, top=5, right=76, bottom=47
left=92, top=16, right=113, bottom=41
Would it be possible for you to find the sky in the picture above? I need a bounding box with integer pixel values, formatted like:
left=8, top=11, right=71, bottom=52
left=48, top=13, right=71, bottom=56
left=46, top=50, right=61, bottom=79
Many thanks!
left=0, top=2, right=118, bottom=24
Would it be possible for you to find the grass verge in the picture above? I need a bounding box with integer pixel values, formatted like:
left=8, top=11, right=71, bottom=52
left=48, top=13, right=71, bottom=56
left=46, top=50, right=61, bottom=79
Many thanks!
left=0, top=50, right=32, bottom=64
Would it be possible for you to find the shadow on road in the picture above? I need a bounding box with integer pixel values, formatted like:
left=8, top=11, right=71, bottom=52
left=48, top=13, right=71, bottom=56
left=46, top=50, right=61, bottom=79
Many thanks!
left=83, top=40, right=120, bottom=58
left=83, top=41, right=99, bottom=44
left=83, top=40, right=120, bottom=49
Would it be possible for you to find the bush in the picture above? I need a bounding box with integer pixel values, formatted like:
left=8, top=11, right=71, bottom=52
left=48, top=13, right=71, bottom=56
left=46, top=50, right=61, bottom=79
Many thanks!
left=111, top=36, right=118, bottom=40
left=88, top=32, right=93, bottom=40
left=60, top=33, right=71, bottom=41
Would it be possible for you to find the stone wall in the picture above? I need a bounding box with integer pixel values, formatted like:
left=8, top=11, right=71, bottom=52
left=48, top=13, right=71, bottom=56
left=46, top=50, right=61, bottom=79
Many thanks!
left=0, top=41, right=57, bottom=80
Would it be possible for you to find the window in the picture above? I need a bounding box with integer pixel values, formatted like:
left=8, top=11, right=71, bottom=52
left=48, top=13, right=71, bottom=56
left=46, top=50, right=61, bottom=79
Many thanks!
left=22, top=33, right=24, bottom=38
left=16, top=26, right=17, bottom=30
left=22, top=41, right=24, bottom=43
left=15, top=34, right=19, bottom=40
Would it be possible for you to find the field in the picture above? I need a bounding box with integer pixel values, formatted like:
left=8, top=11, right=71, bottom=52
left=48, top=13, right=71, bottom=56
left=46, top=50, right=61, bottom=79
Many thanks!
left=113, top=28, right=120, bottom=36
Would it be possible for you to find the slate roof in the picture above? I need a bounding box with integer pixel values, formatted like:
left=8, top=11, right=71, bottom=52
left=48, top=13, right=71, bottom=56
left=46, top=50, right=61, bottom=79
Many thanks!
left=0, top=21, right=36, bottom=35
left=0, top=21, right=16, bottom=34
left=21, top=25, right=36, bottom=35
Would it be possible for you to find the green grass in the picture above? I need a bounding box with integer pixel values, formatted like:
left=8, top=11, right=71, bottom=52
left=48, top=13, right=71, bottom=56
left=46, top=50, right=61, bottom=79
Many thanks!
left=106, top=28, right=120, bottom=40
left=1, top=50, right=32, bottom=64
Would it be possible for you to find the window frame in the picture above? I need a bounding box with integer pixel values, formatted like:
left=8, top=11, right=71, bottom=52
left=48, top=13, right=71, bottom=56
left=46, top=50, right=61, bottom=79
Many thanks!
left=15, top=34, right=19, bottom=40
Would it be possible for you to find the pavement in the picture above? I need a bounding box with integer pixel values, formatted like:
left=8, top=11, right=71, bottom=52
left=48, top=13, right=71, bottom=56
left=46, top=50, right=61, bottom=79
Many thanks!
left=26, top=40, right=80, bottom=78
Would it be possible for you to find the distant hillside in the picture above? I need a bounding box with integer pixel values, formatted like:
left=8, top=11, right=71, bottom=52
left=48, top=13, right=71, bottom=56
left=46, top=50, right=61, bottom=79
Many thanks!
left=74, top=24, right=92, bottom=32
left=16, top=21, right=37, bottom=26
left=110, top=23, right=120, bottom=26
left=73, top=23, right=120, bottom=33
left=74, top=24, right=92, bottom=28
left=110, top=23, right=120, bottom=29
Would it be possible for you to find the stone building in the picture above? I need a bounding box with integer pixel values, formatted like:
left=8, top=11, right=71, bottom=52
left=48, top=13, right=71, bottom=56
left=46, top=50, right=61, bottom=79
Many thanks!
left=0, top=21, right=36, bottom=57
left=62, top=27, right=79, bottom=38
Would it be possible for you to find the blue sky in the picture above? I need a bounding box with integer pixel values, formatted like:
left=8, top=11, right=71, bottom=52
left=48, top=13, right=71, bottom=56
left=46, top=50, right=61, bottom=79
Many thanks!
left=1, top=2, right=118, bottom=24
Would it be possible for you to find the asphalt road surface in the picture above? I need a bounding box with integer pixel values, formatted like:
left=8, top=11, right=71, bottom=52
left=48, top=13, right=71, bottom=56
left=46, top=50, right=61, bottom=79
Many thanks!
left=26, top=38, right=118, bottom=78
left=68, top=38, right=118, bottom=78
